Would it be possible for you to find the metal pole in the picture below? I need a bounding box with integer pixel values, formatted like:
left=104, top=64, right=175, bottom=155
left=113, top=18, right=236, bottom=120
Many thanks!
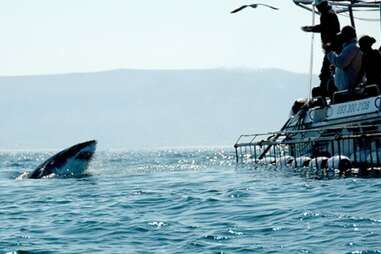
left=353, top=138, right=357, bottom=166
left=376, top=140, right=380, bottom=166
left=369, top=140, right=373, bottom=170
left=235, top=147, right=239, bottom=163
left=338, top=139, right=341, bottom=159
left=308, top=4, right=316, bottom=100
left=349, top=4, right=356, bottom=28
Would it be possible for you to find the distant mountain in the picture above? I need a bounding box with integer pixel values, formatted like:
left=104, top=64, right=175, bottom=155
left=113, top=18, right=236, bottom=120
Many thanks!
left=0, top=69, right=315, bottom=150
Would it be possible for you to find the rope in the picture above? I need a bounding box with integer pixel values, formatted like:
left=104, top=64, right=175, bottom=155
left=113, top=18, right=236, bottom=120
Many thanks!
left=308, top=5, right=316, bottom=100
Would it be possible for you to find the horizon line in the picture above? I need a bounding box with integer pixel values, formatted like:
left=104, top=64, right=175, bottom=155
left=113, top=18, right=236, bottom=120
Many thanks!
left=0, top=67, right=314, bottom=78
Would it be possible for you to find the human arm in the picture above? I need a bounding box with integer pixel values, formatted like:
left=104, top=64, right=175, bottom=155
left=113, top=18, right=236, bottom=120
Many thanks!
left=327, top=44, right=359, bottom=69
left=301, top=24, right=321, bottom=33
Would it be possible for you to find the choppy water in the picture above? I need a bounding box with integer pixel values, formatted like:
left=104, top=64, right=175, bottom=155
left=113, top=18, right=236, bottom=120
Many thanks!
left=1, top=148, right=381, bottom=254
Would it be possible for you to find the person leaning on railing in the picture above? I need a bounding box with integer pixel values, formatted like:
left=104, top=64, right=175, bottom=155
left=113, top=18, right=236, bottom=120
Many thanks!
left=325, top=26, right=363, bottom=92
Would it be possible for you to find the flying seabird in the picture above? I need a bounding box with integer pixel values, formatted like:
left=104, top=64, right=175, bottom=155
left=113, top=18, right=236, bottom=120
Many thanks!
left=231, top=3, right=279, bottom=14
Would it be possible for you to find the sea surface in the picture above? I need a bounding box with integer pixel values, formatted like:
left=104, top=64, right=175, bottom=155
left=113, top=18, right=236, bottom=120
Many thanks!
left=1, top=148, right=381, bottom=254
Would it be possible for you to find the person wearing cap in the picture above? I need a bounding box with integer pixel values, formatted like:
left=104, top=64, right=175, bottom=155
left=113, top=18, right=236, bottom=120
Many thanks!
left=326, top=26, right=363, bottom=91
left=302, top=0, right=340, bottom=97
left=359, top=35, right=381, bottom=86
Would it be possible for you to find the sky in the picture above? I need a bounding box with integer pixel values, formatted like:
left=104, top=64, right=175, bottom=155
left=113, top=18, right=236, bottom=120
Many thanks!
left=0, top=1, right=379, bottom=150
left=0, top=0, right=380, bottom=76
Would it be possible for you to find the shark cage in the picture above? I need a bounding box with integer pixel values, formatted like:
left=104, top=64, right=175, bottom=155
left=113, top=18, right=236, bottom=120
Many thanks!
left=234, top=125, right=381, bottom=177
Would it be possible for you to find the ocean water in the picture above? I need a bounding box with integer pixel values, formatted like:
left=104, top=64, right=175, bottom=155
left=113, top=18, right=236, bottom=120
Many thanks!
left=1, top=148, right=381, bottom=254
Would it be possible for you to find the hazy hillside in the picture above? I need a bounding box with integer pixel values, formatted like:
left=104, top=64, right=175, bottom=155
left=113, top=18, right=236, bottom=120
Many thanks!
left=0, top=69, right=313, bottom=150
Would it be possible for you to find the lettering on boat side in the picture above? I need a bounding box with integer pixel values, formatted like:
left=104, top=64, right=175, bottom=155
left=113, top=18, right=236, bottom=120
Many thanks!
left=336, top=101, right=370, bottom=115
left=328, top=97, right=377, bottom=119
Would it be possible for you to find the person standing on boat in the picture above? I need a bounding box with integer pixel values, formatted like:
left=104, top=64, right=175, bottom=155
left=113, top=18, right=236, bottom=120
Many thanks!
left=359, top=35, right=381, bottom=86
left=325, top=26, right=363, bottom=91
left=301, top=0, right=340, bottom=97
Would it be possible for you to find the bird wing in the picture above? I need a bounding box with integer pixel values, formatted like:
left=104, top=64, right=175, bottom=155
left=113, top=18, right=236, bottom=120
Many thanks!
left=231, top=5, right=249, bottom=14
left=257, top=3, right=279, bottom=10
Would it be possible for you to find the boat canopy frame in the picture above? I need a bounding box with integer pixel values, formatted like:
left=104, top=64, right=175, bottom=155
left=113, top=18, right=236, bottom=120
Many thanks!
left=293, top=0, right=381, bottom=31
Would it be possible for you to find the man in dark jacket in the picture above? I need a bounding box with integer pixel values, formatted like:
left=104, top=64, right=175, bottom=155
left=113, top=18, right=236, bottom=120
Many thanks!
left=302, top=0, right=341, bottom=97
left=359, top=35, right=381, bottom=86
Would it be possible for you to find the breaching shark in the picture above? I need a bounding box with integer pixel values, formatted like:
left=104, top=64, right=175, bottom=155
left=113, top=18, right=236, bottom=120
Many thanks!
left=19, top=140, right=97, bottom=179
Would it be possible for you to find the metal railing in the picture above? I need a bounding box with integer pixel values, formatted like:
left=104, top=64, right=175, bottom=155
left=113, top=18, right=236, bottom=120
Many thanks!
left=234, top=124, right=381, bottom=170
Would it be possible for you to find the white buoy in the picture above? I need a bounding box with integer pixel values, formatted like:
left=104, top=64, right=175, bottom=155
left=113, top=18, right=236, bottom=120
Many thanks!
left=309, top=157, right=329, bottom=169
left=276, top=156, right=295, bottom=169
left=327, top=155, right=352, bottom=175
left=258, top=156, right=276, bottom=165
left=291, top=156, right=311, bottom=168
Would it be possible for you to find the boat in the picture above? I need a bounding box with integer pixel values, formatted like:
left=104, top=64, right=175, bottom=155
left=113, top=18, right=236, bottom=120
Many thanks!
left=234, top=0, right=381, bottom=176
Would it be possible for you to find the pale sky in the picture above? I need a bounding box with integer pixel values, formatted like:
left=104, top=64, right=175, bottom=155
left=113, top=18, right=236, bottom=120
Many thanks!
left=0, top=0, right=380, bottom=76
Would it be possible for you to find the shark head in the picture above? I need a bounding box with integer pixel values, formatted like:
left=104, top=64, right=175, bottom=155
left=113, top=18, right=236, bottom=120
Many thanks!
left=28, top=140, right=97, bottom=179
